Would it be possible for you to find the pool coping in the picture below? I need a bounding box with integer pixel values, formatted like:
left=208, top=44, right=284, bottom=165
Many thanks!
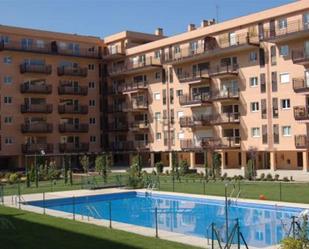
left=4, top=188, right=308, bottom=249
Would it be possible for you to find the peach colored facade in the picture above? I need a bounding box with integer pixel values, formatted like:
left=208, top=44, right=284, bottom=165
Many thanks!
left=2, top=0, right=309, bottom=180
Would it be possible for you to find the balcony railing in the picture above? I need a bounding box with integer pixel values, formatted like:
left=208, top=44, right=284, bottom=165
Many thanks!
left=57, top=67, right=88, bottom=77
left=108, top=122, right=129, bottom=132
left=292, top=48, right=309, bottom=65
left=179, top=93, right=211, bottom=106
left=211, top=89, right=239, bottom=101
left=123, top=101, right=148, bottom=112
left=165, top=32, right=259, bottom=64
left=295, top=135, right=309, bottom=148
left=121, top=81, right=148, bottom=93
left=109, top=141, right=133, bottom=151
left=294, top=106, right=309, bottom=120
left=59, top=143, right=89, bottom=153
left=21, top=104, right=53, bottom=113
left=292, top=78, right=309, bottom=92
left=130, top=121, right=149, bottom=130
left=263, top=19, right=309, bottom=41
left=178, top=69, right=210, bottom=83
left=109, top=57, right=162, bottom=76
left=20, top=82, right=52, bottom=94
left=21, top=143, right=53, bottom=154
left=179, top=115, right=212, bottom=128
left=0, top=40, right=101, bottom=59
left=20, top=64, right=52, bottom=74
left=58, top=105, right=88, bottom=114
left=208, top=64, right=239, bottom=78
left=211, top=112, right=240, bottom=125
left=21, top=123, right=53, bottom=133
left=58, top=85, right=88, bottom=96
left=59, top=123, right=89, bottom=133
left=107, top=104, right=125, bottom=113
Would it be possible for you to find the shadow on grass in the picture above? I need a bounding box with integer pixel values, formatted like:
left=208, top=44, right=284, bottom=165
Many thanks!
left=0, top=208, right=150, bottom=249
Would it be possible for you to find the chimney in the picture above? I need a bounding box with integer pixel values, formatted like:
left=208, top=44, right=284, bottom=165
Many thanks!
left=187, top=24, right=196, bottom=32
left=155, top=28, right=163, bottom=36
left=201, top=19, right=216, bottom=28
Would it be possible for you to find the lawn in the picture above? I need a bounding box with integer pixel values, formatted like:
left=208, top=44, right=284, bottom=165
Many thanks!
left=0, top=205, right=202, bottom=249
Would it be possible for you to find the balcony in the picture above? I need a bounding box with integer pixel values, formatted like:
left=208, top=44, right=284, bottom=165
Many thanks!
left=109, top=141, right=133, bottom=151
left=295, top=135, right=309, bottom=148
left=292, top=49, right=309, bottom=65
left=121, top=82, right=148, bottom=94
left=59, top=123, right=89, bottom=133
left=58, top=84, right=88, bottom=96
left=178, top=70, right=210, bottom=84
left=180, top=139, right=204, bottom=151
left=263, top=19, right=309, bottom=43
left=179, top=115, right=212, bottom=128
left=21, top=104, right=53, bottom=113
left=59, top=143, right=89, bottom=153
left=165, top=32, right=259, bottom=65
left=20, top=64, right=52, bottom=74
left=129, top=121, right=149, bottom=131
left=105, top=86, right=123, bottom=96
left=57, top=67, right=88, bottom=77
left=20, top=82, right=52, bottom=94
left=211, top=112, right=240, bottom=125
left=109, top=57, right=162, bottom=76
left=179, top=93, right=211, bottom=107
left=294, top=106, right=309, bottom=120
left=21, top=123, right=53, bottom=133
left=107, top=104, right=125, bottom=113
left=123, top=101, right=148, bottom=112
left=293, top=78, right=309, bottom=93
left=0, top=40, right=101, bottom=59
left=208, top=64, right=239, bottom=78
left=103, top=47, right=125, bottom=60
left=211, top=89, right=239, bottom=102
left=201, top=137, right=241, bottom=149
left=58, top=105, right=88, bottom=114
left=108, top=122, right=129, bottom=132
left=21, top=143, right=53, bottom=154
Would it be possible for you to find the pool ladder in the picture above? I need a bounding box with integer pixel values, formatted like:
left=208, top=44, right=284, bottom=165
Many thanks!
left=84, top=204, right=101, bottom=221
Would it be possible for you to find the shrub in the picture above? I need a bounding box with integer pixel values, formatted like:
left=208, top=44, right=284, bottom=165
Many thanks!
left=283, top=177, right=289, bottom=182
left=274, top=174, right=280, bottom=181
left=179, top=160, right=190, bottom=175
left=165, top=169, right=169, bottom=175
left=260, top=173, right=265, bottom=181
left=238, top=175, right=244, bottom=180
left=221, top=173, right=227, bottom=181
left=155, top=161, right=164, bottom=174
left=266, top=173, right=273, bottom=181
left=8, top=173, right=19, bottom=184
left=280, top=238, right=303, bottom=249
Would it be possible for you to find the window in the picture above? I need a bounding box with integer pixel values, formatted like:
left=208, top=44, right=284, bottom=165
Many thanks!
left=176, top=90, right=183, bottom=96
left=251, top=127, right=260, bottom=138
left=279, top=45, right=289, bottom=56
left=155, top=112, right=161, bottom=121
left=4, top=96, right=12, bottom=104
left=21, top=38, right=33, bottom=49
left=155, top=71, right=161, bottom=80
left=36, top=40, right=45, bottom=48
left=270, top=45, right=277, bottom=65
left=0, top=35, right=9, bottom=44
left=229, top=32, right=237, bottom=46
left=189, top=41, right=198, bottom=52
left=250, top=102, right=259, bottom=112
left=156, top=132, right=161, bottom=140
left=177, top=111, right=184, bottom=119
left=280, top=73, right=290, bottom=83
left=178, top=132, right=185, bottom=140
left=89, top=100, right=96, bottom=106
left=89, top=117, right=96, bottom=124
left=3, top=56, right=12, bottom=64
left=278, top=18, right=287, bottom=30
left=260, top=73, right=266, bottom=93
left=281, top=99, right=290, bottom=109
left=3, top=76, right=12, bottom=84
left=4, top=116, right=12, bottom=124
left=154, top=50, right=161, bottom=59
left=88, top=81, right=95, bottom=88
left=249, top=51, right=257, bottom=62
left=174, top=45, right=180, bottom=54
left=88, top=64, right=95, bottom=70
left=304, top=12, right=309, bottom=28
left=90, top=136, right=96, bottom=143
left=282, top=126, right=291, bottom=136
left=249, top=77, right=258, bottom=87
left=5, top=137, right=13, bottom=144
left=154, top=92, right=160, bottom=100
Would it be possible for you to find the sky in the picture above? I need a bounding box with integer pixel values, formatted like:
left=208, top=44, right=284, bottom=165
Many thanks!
left=0, top=0, right=295, bottom=38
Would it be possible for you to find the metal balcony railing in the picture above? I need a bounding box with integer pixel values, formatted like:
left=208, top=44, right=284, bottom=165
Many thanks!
left=211, top=112, right=240, bottom=124
left=295, top=135, right=309, bottom=148
left=20, top=64, right=52, bottom=74
left=59, top=143, right=89, bottom=153
left=21, top=123, right=53, bottom=133
left=121, top=81, right=148, bottom=92
left=21, top=104, right=53, bottom=113
left=57, top=67, right=88, bottom=77
left=292, top=78, right=309, bottom=92
left=21, top=143, right=53, bottom=154
left=179, top=93, right=211, bottom=106
left=58, top=84, right=88, bottom=96
left=292, top=48, right=309, bottom=64
left=58, top=123, right=89, bottom=133
left=20, top=82, right=52, bottom=94
left=58, top=105, right=88, bottom=114
left=294, top=106, right=309, bottom=120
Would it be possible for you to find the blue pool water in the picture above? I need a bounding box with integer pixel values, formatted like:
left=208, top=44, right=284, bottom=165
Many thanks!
left=28, top=192, right=303, bottom=248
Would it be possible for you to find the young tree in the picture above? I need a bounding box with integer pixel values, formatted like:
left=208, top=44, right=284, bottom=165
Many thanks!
left=212, top=152, right=222, bottom=179
left=246, top=147, right=258, bottom=180
left=127, top=155, right=143, bottom=188
left=80, top=155, right=89, bottom=174
left=95, top=154, right=109, bottom=183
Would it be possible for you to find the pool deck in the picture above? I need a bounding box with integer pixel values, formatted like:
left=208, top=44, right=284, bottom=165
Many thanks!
left=3, top=188, right=309, bottom=249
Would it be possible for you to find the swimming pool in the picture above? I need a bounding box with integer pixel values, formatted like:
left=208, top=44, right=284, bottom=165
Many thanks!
left=28, top=191, right=303, bottom=248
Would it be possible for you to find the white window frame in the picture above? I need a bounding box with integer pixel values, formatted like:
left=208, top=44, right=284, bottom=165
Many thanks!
left=251, top=127, right=260, bottom=138
left=177, top=111, right=184, bottom=119
left=250, top=102, right=259, bottom=112
left=278, top=18, right=287, bottom=30
left=178, top=131, right=185, bottom=140
left=4, top=96, right=12, bottom=104
left=280, top=73, right=290, bottom=84
left=155, top=112, right=161, bottom=121
left=156, top=132, right=161, bottom=141
left=4, top=76, right=12, bottom=84
left=281, top=99, right=291, bottom=110
left=154, top=92, right=161, bottom=100
left=282, top=126, right=291, bottom=137
left=249, top=51, right=257, bottom=62
left=4, top=116, right=12, bottom=124
left=279, top=45, right=289, bottom=57
left=3, top=56, right=12, bottom=64
left=249, top=77, right=258, bottom=87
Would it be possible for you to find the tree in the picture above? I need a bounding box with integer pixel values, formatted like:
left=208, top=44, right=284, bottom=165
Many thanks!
left=127, top=155, right=143, bottom=188
left=179, top=160, right=189, bottom=175
left=212, top=152, right=222, bottom=179
left=246, top=147, right=258, bottom=180
left=95, top=154, right=109, bottom=183
left=171, top=151, right=179, bottom=180
left=80, top=155, right=89, bottom=174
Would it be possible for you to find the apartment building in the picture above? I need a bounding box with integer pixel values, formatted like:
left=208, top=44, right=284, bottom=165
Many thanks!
left=1, top=0, right=309, bottom=180
left=102, top=0, right=309, bottom=180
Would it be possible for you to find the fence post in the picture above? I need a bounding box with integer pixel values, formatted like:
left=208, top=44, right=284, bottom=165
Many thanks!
left=155, top=207, right=158, bottom=238
left=43, top=192, right=46, bottom=215
left=72, top=196, right=76, bottom=221
left=211, top=222, right=214, bottom=249
left=18, top=180, right=21, bottom=209
left=109, top=201, right=112, bottom=228
left=237, top=219, right=240, bottom=249
left=203, top=180, right=206, bottom=195
left=0, top=184, right=3, bottom=205
left=292, top=216, right=296, bottom=239
left=279, top=182, right=282, bottom=201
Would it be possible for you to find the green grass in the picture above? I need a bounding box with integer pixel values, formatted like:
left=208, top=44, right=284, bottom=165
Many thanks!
left=0, top=205, right=201, bottom=249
